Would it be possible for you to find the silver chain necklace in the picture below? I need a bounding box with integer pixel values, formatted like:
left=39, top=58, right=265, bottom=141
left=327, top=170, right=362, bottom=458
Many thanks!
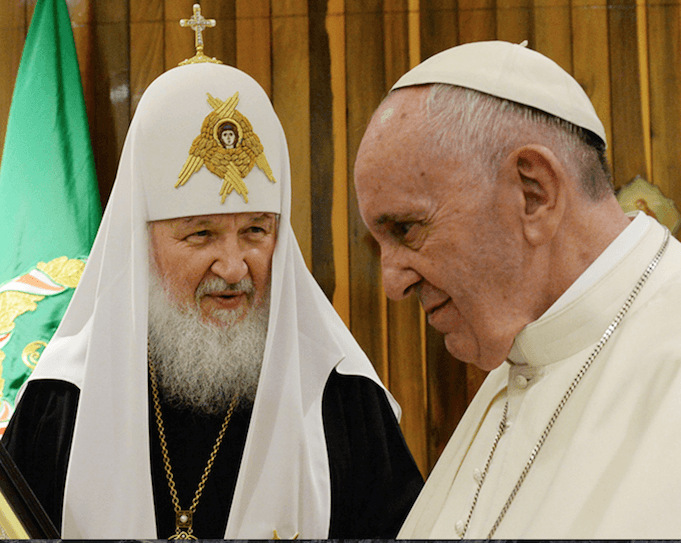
left=460, top=228, right=671, bottom=539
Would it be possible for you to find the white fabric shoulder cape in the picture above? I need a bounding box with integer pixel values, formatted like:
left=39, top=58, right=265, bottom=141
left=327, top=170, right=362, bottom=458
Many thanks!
left=25, top=63, right=399, bottom=539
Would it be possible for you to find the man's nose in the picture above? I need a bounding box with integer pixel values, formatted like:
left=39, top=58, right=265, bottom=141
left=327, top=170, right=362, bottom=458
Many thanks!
left=210, top=241, right=249, bottom=284
left=381, top=249, right=421, bottom=301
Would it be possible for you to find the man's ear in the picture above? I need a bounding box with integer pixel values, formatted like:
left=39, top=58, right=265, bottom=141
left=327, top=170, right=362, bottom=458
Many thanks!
left=506, top=145, right=566, bottom=246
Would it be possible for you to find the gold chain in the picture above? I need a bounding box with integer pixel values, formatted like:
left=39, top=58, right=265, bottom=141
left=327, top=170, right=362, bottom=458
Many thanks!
left=149, top=359, right=238, bottom=540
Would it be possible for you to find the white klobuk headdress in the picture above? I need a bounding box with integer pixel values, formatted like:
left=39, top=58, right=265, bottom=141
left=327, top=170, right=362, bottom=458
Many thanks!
left=27, top=63, right=397, bottom=538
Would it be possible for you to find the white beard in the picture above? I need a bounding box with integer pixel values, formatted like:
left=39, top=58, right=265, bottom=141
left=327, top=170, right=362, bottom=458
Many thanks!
left=147, top=271, right=269, bottom=415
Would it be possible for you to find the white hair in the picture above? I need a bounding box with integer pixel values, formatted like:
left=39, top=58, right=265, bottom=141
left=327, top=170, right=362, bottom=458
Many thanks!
left=421, top=84, right=613, bottom=201
left=147, top=269, right=269, bottom=415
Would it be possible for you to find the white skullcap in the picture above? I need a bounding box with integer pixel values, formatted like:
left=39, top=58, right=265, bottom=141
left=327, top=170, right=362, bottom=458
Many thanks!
left=392, top=40, right=607, bottom=145
left=135, top=63, right=283, bottom=220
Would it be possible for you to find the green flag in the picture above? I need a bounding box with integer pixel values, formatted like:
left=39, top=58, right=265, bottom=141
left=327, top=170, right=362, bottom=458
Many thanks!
left=0, top=0, right=101, bottom=434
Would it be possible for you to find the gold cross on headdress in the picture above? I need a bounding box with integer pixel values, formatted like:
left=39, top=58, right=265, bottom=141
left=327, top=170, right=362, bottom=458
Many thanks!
left=179, top=4, right=222, bottom=66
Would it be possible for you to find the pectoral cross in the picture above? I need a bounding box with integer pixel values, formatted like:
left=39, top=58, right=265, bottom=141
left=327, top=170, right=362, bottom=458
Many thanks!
left=179, top=4, right=222, bottom=66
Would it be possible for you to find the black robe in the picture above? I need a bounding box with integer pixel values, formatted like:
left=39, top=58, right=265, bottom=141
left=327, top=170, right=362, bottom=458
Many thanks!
left=3, top=369, right=423, bottom=538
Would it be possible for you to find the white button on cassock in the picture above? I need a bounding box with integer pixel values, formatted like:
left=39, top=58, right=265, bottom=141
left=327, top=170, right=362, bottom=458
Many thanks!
left=515, top=374, right=529, bottom=388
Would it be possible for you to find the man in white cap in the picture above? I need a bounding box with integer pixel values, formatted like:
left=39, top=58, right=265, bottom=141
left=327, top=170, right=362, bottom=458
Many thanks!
left=3, top=61, right=423, bottom=539
left=354, top=40, right=681, bottom=538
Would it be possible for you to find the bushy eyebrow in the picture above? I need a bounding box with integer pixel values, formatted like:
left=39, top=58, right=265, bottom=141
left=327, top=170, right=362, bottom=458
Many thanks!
left=248, top=214, right=275, bottom=223
left=181, top=217, right=212, bottom=226
left=376, top=214, right=393, bottom=226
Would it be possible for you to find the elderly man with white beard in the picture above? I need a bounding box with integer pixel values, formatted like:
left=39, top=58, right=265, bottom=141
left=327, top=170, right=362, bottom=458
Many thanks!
left=3, top=60, right=423, bottom=539
left=147, top=215, right=274, bottom=415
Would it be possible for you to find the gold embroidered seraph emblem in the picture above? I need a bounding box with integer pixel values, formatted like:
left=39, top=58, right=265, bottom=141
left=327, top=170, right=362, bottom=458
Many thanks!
left=176, top=92, right=276, bottom=203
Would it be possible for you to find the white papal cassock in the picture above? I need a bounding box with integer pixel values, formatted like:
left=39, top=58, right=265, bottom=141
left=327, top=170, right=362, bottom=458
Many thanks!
left=399, top=211, right=681, bottom=539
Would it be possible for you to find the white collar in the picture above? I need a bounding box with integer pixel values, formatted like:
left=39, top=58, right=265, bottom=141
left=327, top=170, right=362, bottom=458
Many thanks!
left=508, top=212, right=660, bottom=366
left=543, top=211, right=650, bottom=317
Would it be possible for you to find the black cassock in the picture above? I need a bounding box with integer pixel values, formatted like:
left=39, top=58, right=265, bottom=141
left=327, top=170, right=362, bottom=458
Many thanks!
left=4, top=369, right=423, bottom=538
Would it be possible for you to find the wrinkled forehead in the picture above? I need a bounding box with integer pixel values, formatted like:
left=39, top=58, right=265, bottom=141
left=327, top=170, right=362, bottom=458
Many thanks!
left=131, top=63, right=285, bottom=221
left=371, top=87, right=426, bottom=132
left=355, top=87, right=428, bottom=173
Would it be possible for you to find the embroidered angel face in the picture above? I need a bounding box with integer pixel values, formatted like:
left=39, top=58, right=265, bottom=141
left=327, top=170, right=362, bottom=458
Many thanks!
left=176, top=92, right=276, bottom=203
left=220, top=124, right=237, bottom=149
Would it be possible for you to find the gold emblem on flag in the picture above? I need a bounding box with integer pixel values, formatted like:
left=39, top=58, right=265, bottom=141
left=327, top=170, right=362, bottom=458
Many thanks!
left=176, top=92, right=276, bottom=203
left=0, top=292, right=44, bottom=336
left=36, top=256, right=85, bottom=288
left=0, top=257, right=86, bottom=372
left=22, top=340, right=47, bottom=370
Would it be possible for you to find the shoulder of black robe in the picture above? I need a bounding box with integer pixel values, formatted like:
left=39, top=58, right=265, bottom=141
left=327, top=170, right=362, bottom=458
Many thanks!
left=323, top=370, right=424, bottom=538
left=2, top=379, right=79, bottom=530
left=2, top=369, right=423, bottom=538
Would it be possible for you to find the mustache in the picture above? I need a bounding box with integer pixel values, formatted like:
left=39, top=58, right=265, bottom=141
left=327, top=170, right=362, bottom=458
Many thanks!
left=195, top=276, right=255, bottom=299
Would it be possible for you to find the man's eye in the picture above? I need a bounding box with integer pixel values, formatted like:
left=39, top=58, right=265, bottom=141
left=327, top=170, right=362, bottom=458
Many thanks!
left=393, top=222, right=415, bottom=239
left=185, top=230, right=210, bottom=241
left=241, top=225, right=267, bottom=239
left=388, top=220, right=425, bottom=249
